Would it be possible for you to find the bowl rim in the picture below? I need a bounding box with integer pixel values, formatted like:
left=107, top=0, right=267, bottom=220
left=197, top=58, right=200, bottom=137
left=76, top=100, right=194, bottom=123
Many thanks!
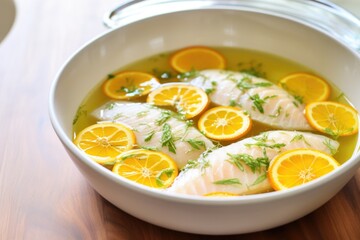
left=49, top=6, right=360, bottom=205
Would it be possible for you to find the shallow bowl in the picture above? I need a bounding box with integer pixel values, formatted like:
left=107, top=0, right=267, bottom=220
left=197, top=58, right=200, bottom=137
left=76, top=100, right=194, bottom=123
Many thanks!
left=49, top=0, right=360, bottom=234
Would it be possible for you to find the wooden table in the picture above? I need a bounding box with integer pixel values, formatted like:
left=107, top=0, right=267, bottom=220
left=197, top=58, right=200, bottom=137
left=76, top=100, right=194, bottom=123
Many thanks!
left=0, top=0, right=359, bottom=239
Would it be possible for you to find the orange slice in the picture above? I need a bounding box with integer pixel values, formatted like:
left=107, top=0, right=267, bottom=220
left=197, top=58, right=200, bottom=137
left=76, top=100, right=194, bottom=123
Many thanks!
left=204, top=192, right=239, bottom=197
left=170, top=46, right=226, bottom=73
left=103, top=71, right=160, bottom=100
left=279, top=73, right=330, bottom=104
left=305, top=101, right=359, bottom=138
left=198, top=106, right=252, bottom=141
left=268, top=149, right=339, bottom=190
left=74, top=123, right=136, bottom=165
left=146, top=83, right=209, bottom=119
left=112, top=149, right=178, bottom=189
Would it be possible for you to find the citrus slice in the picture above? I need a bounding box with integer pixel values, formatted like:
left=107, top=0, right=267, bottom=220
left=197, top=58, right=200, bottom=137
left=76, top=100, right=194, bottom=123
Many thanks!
left=112, top=149, right=178, bottom=189
left=146, top=83, right=209, bottom=119
left=103, top=71, right=160, bottom=100
left=305, top=101, right=359, bottom=137
left=74, top=123, right=136, bottom=165
left=198, top=106, right=252, bottom=141
left=268, top=149, right=340, bottom=191
left=279, top=73, right=330, bottom=104
left=170, top=46, right=226, bottom=73
left=204, top=192, right=239, bottom=197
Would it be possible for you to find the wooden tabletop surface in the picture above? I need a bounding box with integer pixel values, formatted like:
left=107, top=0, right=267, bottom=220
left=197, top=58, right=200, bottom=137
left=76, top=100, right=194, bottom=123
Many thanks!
left=0, top=0, right=359, bottom=239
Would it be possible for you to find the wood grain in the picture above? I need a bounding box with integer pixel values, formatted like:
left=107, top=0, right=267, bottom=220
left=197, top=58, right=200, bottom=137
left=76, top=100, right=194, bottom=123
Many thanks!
left=0, top=0, right=359, bottom=239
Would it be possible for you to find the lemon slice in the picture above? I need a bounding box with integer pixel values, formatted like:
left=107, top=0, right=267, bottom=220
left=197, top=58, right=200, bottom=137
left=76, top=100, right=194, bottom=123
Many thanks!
left=279, top=72, right=330, bottom=104
left=268, top=149, right=339, bottom=190
left=146, top=83, right=209, bottom=119
left=103, top=71, right=159, bottom=100
left=305, top=101, right=359, bottom=138
left=170, top=46, right=226, bottom=73
left=113, top=149, right=178, bottom=189
left=198, top=106, right=252, bottom=141
left=74, top=123, right=136, bottom=165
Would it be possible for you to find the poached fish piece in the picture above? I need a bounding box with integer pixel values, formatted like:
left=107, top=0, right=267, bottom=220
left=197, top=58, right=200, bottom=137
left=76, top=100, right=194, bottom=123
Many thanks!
left=167, top=130, right=339, bottom=196
left=92, top=102, right=214, bottom=168
left=187, top=70, right=312, bottom=130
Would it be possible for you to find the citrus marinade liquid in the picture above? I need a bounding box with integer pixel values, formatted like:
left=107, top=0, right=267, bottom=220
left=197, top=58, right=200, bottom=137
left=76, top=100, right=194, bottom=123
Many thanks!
left=73, top=47, right=358, bottom=164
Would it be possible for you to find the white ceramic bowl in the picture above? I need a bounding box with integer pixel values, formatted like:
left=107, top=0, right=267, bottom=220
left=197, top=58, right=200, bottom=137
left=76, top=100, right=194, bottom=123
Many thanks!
left=49, top=0, right=360, bottom=235
left=0, top=0, right=16, bottom=43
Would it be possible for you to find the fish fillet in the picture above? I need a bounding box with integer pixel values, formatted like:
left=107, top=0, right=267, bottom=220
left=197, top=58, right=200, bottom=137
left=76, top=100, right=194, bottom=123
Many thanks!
left=167, top=130, right=339, bottom=196
left=187, top=70, right=312, bottom=130
left=92, top=102, right=214, bottom=168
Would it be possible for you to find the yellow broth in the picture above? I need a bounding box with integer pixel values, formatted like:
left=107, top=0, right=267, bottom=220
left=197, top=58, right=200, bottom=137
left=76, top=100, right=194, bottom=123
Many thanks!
left=72, top=46, right=358, bottom=165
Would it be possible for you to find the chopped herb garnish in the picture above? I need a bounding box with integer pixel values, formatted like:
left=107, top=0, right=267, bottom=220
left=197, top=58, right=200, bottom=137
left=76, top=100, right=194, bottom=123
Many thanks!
left=140, top=146, right=159, bottom=151
left=144, top=130, right=155, bottom=142
left=186, top=139, right=206, bottom=150
left=107, top=73, right=115, bottom=79
left=156, top=110, right=172, bottom=125
left=238, top=61, right=267, bottom=78
left=73, top=105, right=87, bottom=125
left=251, top=173, right=267, bottom=186
left=156, top=168, right=175, bottom=187
left=177, top=70, right=199, bottom=80
left=205, top=88, right=215, bottom=94
left=213, top=178, right=241, bottom=185
left=227, top=149, right=269, bottom=173
left=105, top=102, right=116, bottom=110
left=291, top=134, right=311, bottom=146
left=269, top=106, right=282, bottom=118
left=249, top=94, right=277, bottom=113
left=136, top=110, right=149, bottom=117
left=323, top=139, right=337, bottom=155
left=161, top=123, right=177, bottom=154
left=294, top=95, right=303, bottom=105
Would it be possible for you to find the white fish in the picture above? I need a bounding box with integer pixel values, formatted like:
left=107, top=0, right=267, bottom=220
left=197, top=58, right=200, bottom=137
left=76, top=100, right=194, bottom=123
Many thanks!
left=167, top=130, right=339, bottom=196
left=187, top=70, right=312, bottom=130
left=92, top=102, right=214, bottom=168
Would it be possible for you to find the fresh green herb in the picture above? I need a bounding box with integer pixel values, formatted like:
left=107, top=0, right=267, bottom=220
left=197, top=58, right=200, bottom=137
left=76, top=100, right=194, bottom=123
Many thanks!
left=291, top=134, right=311, bottom=146
left=113, top=113, right=123, bottom=120
left=107, top=73, right=115, bottom=79
left=186, top=139, right=206, bottom=150
left=245, top=142, right=286, bottom=149
left=323, top=139, right=337, bottom=155
left=205, top=88, right=215, bottom=94
left=156, top=168, right=175, bottom=187
left=227, top=149, right=269, bottom=173
left=251, top=173, right=267, bottom=186
left=136, top=110, right=149, bottom=117
left=246, top=133, right=286, bottom=149
left=177, top=70, right=199, bottom=80
left=335, top=92, right=345, bottom=101
left=324, top=128, right=340, bottom=139
left=294, top=95, right=303, bottom=105
left=156, top=110, right=172, bottom=125
left=238, top=61, right=267, bottom=78
left=213, top=178, right=241, bottom=185
left=269, top=106, right=282, bottom=118
left=73, top=105, right=87, bottom=125
left=152, top=68, right=173, bottom=80
left=144, top=130, right=155, bottom=142
left=249, top=94, right=277, bottom=113
left=105, top=102, right=116, bottom=110
left=161, top=123, right=177, bottom=154
left=115, top=77, right=144, bottom=97
left=140, top=146, right=159, bottom=151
